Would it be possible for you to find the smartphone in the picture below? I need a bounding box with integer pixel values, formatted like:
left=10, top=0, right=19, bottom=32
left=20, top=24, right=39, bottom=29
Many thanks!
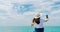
left=46, top=15, right=48, bottom=18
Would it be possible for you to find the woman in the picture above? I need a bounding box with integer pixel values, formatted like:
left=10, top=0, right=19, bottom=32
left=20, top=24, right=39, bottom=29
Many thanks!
left=31, top=13, right=48, bottom=32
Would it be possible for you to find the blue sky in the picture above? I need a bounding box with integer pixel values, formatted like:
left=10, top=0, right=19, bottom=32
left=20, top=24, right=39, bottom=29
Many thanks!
left=0, top=0, right=60, bottom=26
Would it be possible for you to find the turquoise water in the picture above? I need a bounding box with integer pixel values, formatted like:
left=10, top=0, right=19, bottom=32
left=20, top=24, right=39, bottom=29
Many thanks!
left=0, top=26, right=60, bottom=32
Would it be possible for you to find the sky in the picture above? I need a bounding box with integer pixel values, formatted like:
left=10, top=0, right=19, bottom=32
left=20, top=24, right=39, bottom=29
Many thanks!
left=0, top=0, right=60, bottom=26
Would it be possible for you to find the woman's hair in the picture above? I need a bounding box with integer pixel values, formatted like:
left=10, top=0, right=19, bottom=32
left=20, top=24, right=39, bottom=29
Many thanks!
left=34, top=17, right=40, bottom=24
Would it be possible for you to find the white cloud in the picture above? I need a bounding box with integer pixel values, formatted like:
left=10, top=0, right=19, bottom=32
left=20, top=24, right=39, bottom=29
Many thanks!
left=51, top=10, right=60, bottom=15
left=52, top=0, right=60, bottom=2
left=23, top=12, right=35, bottom=15
left=0, top=0, right=60, bottom=26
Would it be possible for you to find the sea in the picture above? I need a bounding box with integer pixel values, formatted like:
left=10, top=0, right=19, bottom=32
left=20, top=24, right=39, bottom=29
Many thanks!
left=0, top=26, right=60, bottom=32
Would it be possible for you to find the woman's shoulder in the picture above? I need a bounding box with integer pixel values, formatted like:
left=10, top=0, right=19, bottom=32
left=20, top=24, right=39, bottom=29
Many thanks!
left=40, top=18, right=45, bottom=20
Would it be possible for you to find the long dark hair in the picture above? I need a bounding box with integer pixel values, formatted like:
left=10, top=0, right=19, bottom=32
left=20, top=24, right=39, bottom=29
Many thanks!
left=34, top=17, right=40, bottom=24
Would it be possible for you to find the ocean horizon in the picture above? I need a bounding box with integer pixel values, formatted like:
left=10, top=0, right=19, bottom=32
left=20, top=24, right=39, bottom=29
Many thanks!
left=0, top=26, right=60, bottom=32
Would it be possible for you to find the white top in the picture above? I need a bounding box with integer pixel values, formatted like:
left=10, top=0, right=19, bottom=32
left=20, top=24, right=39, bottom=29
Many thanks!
left=34, top=17, right=45, bottom=28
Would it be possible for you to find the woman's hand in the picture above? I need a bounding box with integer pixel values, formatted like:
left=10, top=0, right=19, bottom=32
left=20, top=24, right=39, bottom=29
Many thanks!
left=31, top=23, right=34, bottom=26
left=45, top=18, right=48, bottom=22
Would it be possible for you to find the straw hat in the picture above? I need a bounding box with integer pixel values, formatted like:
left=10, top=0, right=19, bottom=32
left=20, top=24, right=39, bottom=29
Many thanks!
left=34, top=12, right=40, bottom=18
